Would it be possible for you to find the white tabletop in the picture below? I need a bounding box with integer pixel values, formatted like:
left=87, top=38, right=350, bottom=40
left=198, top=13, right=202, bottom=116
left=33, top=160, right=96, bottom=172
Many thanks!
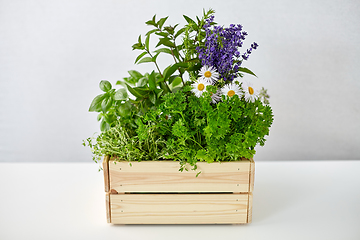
left=0, top=161, right=359, bottom=240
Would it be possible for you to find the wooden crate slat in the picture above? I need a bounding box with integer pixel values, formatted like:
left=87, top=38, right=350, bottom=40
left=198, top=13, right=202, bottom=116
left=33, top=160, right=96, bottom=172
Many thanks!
left=102, top=156, right=110, bottom=193
left=110, top=193, right=249, bottom=224
left=105, top=192, right=111, bottom=223
left=247, top=193, right=253, bottom=223
left=109, top=160, right=251, bottom=193
left=249, top=159, right=255, bottom=192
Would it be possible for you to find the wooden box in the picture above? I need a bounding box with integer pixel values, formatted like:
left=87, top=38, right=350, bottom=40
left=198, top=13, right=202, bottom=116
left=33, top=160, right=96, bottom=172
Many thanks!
left=102, top=156, right=254, bottom=224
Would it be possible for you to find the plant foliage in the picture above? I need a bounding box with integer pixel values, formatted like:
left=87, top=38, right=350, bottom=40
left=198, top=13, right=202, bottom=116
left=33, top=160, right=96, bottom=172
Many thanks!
left=84, top=9, right=274, bottom=172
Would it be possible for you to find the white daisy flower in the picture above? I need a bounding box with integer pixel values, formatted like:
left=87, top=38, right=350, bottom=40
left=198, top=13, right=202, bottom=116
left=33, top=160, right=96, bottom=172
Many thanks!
left=191, top=78, right=210, bottom=98
left=210, top=90, right=222, bottom=104
left=221, top=82, right=242, bottom=98
left=199, top=65, right=220, bottom=84
left=242, top=81, right=259, bottom=102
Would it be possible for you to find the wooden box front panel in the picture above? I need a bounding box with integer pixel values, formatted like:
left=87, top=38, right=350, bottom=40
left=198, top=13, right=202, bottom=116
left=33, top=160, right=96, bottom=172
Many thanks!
left=110, top=193, right=251, bottom=224
left=108, top=160, right=253, bottom=193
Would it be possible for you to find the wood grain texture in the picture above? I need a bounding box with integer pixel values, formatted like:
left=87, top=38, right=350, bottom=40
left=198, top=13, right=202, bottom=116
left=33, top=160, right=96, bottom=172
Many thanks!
left=105, top=192, right=111, bottom=223
left=110, top=193, right=249, bottom=224
left=102, top=155, right=110, bottom=193
left=109, top=160, right=251, bottom=193
left=249, top=159, right=255, bottom=193
left=247, top=193, right=253, bottom=223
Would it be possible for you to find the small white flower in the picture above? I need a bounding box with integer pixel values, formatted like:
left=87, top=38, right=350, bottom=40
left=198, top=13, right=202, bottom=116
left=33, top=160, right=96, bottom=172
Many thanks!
left=159, top=112, right=172, bottom=120
left=242, top=81, right=258, bottom=102
left=221, top=82, right=242, bottom=98
left=191, top=78, right=210, bottom=98
left=210, top=90, right=222, bottom=104
left=199, top=65, right=220, bottom=84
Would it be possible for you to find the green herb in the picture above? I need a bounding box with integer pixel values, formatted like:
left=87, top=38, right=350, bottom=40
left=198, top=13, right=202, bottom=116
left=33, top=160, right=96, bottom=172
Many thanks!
left=84, top=9, right=274, bottom=173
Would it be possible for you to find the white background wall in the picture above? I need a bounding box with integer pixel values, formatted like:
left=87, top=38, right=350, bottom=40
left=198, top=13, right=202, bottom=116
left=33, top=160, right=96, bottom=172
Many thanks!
left=1, top=0, right=359, bottom=162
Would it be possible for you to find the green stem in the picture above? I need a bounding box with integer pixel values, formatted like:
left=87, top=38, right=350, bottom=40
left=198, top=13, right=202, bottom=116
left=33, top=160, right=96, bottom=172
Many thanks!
left=146, top=49, right=172, bottom=92
left=169, top=36, right=185, bottom=85
left=190, top=137, right=204, bottom=149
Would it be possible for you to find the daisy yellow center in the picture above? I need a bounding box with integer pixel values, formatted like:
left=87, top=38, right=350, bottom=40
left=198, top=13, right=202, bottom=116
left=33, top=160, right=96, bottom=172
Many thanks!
left=227, top=90, right=235, bottom=97
left=248, top=87, right=254, bottom=95
left=204, top=71, right=212, bottom=78
left=197, top=83, right=205, bottom=91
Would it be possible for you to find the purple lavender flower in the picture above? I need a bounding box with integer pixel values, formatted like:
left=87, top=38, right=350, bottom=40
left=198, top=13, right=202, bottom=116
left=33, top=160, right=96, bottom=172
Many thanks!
left=196, top=16, right=258, bottom=81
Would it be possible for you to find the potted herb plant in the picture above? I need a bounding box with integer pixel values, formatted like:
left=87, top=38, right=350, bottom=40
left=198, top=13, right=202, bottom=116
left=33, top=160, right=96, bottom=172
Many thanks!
left=84, top=9, right=273, bottom=224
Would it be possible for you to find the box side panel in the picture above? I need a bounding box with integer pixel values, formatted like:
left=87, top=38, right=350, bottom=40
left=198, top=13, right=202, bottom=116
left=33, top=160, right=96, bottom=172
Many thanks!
left=110, top=194, right=249, bottom=224
left=109, top=161, right=251, bottom=193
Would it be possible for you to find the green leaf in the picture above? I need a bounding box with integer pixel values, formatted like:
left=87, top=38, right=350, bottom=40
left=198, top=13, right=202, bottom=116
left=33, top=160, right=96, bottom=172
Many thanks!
left=183, top=15, right=196, bottom=25
left=114, top=88, right=128, bottom=101
left=125, top=83, right=142, bottom=98
left=100, top=119, right=110, bottom=132
left=154, top=88, right=164, bottom=98
left=125, top=84, right=149, bottom=98
left=185, top=58, right=200, bottom=63
left=97, top=113, right=103, bottom=122
left=137, top=77, right=148, bottom=87
left=128, top=70, right=143, bottom=80
left=238, top=67, right=257, bottom=77
left=164, top=62, right=188, bottom=81
left=137, top=57, right=154, bottom=64
left=148, top=71, right=156, bottom=90
left=159, top=81, right=171, bottom=94
left=188, top=63, right=202, bottom=71
left=155, top=32, right=169, bottom=37
left=145, top=34, right=150, bottom=50
left=99, top=80, right=112, bottom=92
left=171, top=48, right=180, bottom=60
left=163, top=26, right=175, bottom=35
left=123, top=77, right=137, bottom=86
left=145, top=15, right=157, bottom=26
left=135, top=51, right=147, bottom=64
left=152, top=52, right=160, bottom=62
left=89, top=93, right=105, bottom=112
left=132, top=42, right=144, bottom=50
left=196, top=16, right=200, bottom=24
left=145, top=20, right=156, bottom=26
left=153, top=48, right=173, bottom=55
left=101, top=96, right=113, bottom=112
left=170, top=77, right=182, bottom=88
left=156, top=77, right=164, bottom=83
left=145, top=29, right=158, bottom=36
left=157, top=16, right=168, bottom=29
left=149, top=92, right=156, bottom=104
left=174, top=28, right=185, bottom=39
left=118, top=101, right=132, bottom=117
left=156, top=38, right=175, bottom=48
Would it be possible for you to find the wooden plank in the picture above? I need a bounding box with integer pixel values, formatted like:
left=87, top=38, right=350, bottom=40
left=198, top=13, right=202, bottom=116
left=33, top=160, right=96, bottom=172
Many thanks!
left=105, top=192, right=111, bottom=223
left=247, top=193, right=253, bottom=223
left=109, top=160, right=251, bottom=193
left=249, top=159, right=255, bottom=193
left=102, top=155, right=110, bottom=192
left=110, top=193, right=249, bottom=224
